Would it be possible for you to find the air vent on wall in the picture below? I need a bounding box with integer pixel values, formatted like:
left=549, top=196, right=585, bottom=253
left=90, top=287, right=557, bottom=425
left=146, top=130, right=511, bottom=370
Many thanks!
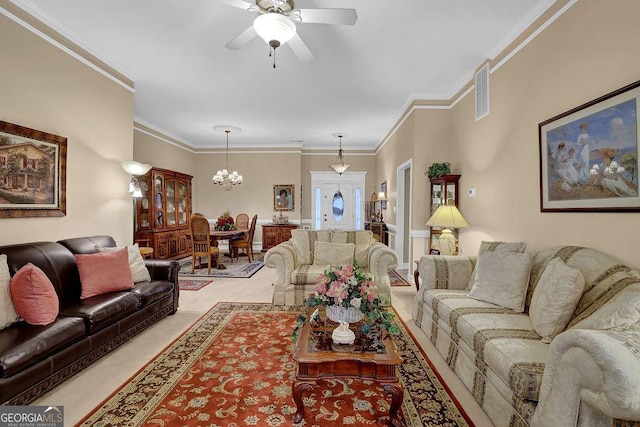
left=475, top=63, right=490, bottom=121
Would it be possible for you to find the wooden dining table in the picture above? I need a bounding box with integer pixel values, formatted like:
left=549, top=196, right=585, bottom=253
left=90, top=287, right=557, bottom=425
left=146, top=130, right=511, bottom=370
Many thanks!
left=209, top=229, right=248, bottom=269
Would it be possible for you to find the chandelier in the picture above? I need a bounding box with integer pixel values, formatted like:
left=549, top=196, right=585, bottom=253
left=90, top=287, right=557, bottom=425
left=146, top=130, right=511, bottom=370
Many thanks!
left=212, top=125, right=243, bottom=191
left=329, top=133, right=350, bottom=175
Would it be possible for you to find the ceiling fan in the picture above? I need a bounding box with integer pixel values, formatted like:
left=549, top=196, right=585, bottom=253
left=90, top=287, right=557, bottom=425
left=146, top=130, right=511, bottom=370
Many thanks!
left=222, top=0, right=357, bottom=67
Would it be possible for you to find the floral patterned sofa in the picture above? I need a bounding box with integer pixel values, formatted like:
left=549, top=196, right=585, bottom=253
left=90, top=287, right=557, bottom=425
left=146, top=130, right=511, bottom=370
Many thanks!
left=412, top=243, right=640, bottom=427
left=265, top=229, right=398, bottom=306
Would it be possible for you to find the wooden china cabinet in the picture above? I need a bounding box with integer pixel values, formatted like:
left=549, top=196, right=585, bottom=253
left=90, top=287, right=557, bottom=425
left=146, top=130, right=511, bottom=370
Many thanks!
left=428, top=174, right=461, bottom=252
left=134, top=167, right=193, bottom=259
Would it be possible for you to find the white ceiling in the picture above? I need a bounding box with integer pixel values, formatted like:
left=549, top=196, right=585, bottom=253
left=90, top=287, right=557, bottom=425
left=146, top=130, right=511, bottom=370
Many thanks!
left=20, top=0, right=557, bottom=150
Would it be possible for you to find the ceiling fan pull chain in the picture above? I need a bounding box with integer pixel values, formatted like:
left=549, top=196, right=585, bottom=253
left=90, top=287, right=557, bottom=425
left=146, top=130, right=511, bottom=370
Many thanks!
left=272, top=47, right=277, bottom=68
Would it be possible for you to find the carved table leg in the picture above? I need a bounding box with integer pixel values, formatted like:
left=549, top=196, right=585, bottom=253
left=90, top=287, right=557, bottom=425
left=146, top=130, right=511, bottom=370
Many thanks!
left=292, top=379, right=315, bottom=423
left=383, top=381, right=404, bottom=427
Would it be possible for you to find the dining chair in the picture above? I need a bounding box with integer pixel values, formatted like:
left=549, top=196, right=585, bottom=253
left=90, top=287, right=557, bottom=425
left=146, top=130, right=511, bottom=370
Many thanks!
left=189, top=213, right=219, bottom=274
left=235, top=212, right=249, bottom=230
left=230, top=214, right=257, bottom=262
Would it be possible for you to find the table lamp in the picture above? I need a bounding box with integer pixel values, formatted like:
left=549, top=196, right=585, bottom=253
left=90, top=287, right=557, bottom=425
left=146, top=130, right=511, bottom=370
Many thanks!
left=425, top=200, right=469, bottom=255
left=376, top=191, right=387, bottom=222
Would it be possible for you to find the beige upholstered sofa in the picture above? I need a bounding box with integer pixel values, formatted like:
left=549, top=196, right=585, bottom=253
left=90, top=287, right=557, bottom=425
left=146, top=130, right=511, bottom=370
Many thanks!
left=265, top=229, right=398, bottom=306
left=412, top=243, right=640, bottom=427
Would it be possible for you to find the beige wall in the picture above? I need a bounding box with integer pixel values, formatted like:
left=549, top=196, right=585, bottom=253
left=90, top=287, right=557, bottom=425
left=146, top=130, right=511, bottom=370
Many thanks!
left=133, top=127, right=195, bottom=177
left=192, top=151, right=302, bottom=223
left=456, top=0, right=640, bottom=268
left=0, top=8, right=135, bottom=246
left=385, top=0, right=640, bottom=268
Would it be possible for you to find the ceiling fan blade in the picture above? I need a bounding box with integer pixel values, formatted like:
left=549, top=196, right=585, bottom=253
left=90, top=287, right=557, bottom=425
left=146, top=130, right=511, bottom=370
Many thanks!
left=292, top=8, right=357, bottom=25
left=221, top=0, right=259, bottom=12
left=287, top=33, right=314, bottom=62
left=225, top=25, right=258, bottom=50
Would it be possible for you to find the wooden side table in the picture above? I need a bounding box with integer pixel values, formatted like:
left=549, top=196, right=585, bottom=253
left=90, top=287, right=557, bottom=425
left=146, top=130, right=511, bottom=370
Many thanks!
left=261, top=223, right=298, bottom=252
left=292, top=315, right=403, bottom=426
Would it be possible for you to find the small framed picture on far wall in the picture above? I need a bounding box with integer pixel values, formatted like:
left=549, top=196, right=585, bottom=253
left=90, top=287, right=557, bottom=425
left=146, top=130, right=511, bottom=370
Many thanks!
left=273, top=184, right=295, bottom=211
left=380, top=181, right=387, bottom=210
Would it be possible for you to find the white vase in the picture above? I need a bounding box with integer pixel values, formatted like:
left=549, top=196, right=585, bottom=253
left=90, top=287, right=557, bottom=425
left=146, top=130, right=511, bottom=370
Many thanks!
left=326, top=305, right=364, bottom=324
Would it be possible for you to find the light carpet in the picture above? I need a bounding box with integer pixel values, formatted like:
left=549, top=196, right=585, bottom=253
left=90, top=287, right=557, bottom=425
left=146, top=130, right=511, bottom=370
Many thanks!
left=78, top=302, right=471, bottom=426
left=178, top=253, right=264, bottom=279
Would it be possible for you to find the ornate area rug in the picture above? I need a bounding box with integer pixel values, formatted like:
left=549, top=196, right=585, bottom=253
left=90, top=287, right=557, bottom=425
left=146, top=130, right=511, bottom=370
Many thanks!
left=178, top=278, right=213, bottom=291
left=390, top=270, right=412, bottom=287
left=178, top=253, right=264, bottom=279
left=78, top=303, right=471, bottom=427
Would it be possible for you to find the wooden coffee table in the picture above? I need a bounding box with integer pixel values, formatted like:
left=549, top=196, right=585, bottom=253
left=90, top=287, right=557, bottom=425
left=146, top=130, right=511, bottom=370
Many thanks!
left=292, top=312, right=404, bottom=426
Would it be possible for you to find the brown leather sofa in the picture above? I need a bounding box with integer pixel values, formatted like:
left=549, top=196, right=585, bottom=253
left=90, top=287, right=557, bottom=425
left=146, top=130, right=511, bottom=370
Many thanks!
left=0, top=235, right=179, bottom=404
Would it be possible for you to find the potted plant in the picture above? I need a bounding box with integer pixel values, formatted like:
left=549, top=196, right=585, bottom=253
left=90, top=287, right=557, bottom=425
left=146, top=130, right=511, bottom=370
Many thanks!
left=425, top=162, right=451, bottom=178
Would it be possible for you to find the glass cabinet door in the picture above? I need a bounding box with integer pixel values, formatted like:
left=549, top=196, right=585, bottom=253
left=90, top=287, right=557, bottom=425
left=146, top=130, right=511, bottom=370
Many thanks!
left=138, top=177, right=150, bottom=229
left=165, top=180, right=176, bottom=227
left=177, top=182, right=187, bottom=225
left=155, top=175, right=164, bottom=227
left=431, top=183, right=443, bottom=215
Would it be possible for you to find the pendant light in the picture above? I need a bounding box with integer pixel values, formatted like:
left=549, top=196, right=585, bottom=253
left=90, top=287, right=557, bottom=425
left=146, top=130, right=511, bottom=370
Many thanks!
left=329, top=133, right=350, bottom=175
left=212, top=125, right=243, bottom=191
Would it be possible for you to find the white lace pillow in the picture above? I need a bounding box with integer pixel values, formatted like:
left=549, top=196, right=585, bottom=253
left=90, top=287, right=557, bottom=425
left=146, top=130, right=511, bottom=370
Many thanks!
left=95, top=244, right=151, bottom=283
left=0, top=254, right=20, bottom=329
left=529, top=258, right=585, bottom=343
left=467, top=241, right=527, bottom=289
left=468, top=252, right=533, bottom=312
left=312, top=242, right=355, bottom=267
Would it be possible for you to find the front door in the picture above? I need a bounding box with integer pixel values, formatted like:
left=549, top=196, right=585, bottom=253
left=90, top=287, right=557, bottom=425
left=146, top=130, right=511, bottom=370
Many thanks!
left=322, top=183, right=354, bottom=230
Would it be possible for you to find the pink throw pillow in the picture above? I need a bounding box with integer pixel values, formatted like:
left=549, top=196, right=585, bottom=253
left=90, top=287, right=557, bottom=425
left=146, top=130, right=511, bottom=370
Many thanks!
left=75, top=248, right=134, bottom=299
left=10, top=263, right=59, bottom=325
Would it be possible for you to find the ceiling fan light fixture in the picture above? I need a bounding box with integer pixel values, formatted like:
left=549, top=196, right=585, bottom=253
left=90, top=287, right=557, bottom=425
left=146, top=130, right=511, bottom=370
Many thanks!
left=253, top=12, right=296, bottom=47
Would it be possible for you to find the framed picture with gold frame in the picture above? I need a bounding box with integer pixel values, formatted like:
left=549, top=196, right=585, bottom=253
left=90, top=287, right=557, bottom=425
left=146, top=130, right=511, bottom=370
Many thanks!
left=273, top=184, right=294, bottom=211
left=0, top=120, right=67, bottom=218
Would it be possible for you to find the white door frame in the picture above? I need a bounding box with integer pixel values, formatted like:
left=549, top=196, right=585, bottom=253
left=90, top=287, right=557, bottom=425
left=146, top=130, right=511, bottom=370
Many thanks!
left=395, top=159, right=412, bottom=270
left=310, top=171, right=367, bottom=230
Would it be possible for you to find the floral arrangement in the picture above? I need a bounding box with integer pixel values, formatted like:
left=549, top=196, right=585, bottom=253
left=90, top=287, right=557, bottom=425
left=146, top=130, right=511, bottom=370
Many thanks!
left=292, top=262, right=399, bottom=341
left=214, top=210, right=237, bottom=231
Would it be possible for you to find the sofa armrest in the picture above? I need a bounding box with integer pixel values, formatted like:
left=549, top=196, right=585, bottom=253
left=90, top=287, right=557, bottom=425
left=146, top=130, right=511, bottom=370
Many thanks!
left=532, top=329, right=640, bottom=426
left=415, top=255, right=476, bottom=291
left=265, top=242, right=297, bottom=304
left=145, top=259, right=180, bottom=311
left=368, top=243, right=398, bottom=306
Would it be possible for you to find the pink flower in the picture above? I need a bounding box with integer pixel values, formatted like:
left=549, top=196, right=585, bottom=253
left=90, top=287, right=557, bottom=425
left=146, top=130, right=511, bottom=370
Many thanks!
left=335, top=264, right=354, bottom=282
left=360, top=281, right=378, bottom=301
left=326, top=281, right=348, bottom=305
left=314, top=278, right=328, bottom=294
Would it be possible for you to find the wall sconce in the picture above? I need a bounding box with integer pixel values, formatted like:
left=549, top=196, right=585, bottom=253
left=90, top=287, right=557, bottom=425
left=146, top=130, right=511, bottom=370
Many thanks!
left=121, top=160, right=152, bottom=198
